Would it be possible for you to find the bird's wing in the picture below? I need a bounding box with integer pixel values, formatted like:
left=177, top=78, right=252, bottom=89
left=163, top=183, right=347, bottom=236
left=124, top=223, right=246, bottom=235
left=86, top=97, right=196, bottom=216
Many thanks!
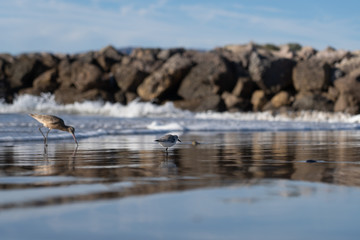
left=30, top=114, right=64, bottom=125
left=155, top=134, right=172, bottom=142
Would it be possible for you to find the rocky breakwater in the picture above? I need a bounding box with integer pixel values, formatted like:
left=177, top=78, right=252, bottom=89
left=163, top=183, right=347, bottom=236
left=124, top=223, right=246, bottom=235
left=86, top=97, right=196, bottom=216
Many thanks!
left=1, top=43, right=360, bottom=114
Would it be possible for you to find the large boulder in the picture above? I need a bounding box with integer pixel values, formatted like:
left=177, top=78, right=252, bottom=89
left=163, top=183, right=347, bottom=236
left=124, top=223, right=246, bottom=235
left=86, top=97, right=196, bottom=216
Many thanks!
left=32, top=68, right=58, bottom=93
left=270, top=91, right=292, bottom=108
left=178, top=52, right=236, bottom=100
left=111, top=63, right=148, bottom=92
left=6, top=54, right=49, bottom=90
left=71, top=61, right=103, bottom=92
left=96, top=45, right=123, bottom=71
left=292, top=58, right=331, bottom=92
left=248, top=52, right=295, bottom=94
left=333, top=69, right=360, bottom=114
left=251, top=90, right=268, bottom=111
left=137, top=53, right=193, bottom=101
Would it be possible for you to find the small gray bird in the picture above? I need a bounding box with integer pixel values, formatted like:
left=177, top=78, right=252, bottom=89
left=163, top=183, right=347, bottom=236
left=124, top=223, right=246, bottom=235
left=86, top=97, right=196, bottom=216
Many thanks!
left=155, top=134, right=181, bottom=152
left=29, top=113, right=78, bottom=146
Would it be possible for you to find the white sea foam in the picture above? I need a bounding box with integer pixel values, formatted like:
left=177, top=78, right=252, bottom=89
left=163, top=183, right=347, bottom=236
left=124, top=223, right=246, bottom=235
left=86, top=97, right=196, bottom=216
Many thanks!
left=0, top=94, right=360, bottom=130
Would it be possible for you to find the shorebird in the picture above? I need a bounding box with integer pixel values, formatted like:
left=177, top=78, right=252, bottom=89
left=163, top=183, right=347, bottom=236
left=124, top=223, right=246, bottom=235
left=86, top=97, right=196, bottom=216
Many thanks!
left=29, top=114, right=78, bottom=146
left=155, top=134, right=181, bottom=152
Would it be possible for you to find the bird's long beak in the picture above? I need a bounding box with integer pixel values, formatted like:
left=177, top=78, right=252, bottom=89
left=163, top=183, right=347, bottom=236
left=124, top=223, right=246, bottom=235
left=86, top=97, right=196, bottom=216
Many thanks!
left=178, top=139, right=181, bottom=142
left=72, top=133, right=78, bottom=145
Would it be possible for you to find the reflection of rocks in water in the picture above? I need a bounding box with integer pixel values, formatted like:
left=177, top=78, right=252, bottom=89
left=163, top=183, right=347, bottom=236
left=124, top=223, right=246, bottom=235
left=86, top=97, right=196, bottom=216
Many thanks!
left=2, top=131, right=360, bottom=211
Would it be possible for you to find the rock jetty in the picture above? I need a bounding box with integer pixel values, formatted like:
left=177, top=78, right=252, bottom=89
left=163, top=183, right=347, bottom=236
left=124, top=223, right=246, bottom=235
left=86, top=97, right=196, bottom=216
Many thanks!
left=1, top=42, right=360, bottom=114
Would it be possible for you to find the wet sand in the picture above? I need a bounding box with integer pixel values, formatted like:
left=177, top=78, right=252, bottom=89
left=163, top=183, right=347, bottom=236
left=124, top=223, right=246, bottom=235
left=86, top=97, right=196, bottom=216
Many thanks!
left=1, top=131, right=360, bottom=239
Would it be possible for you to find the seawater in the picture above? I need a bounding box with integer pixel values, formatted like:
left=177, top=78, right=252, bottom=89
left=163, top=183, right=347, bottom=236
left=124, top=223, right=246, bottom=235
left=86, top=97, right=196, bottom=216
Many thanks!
left=1, top=94, right=360, bottom=239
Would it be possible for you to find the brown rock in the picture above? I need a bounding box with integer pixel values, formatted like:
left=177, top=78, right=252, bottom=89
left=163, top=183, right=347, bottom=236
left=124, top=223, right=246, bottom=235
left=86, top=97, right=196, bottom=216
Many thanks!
left=114, top=90, right=138, bottom=104
left=111, top=63, right=148, bottom=92
left=57, top=58, right=72, bottom=88
left=334, top=93, right=359, bottom=114
left=232, top=76, right=257, bottom=99
left=178, top=52, right=235, bottom=100
left=293, top=58, right=331, bottom=92
left=251, top=90, right=267, bottom=111
left=221, top=91, right=251, bottom=111
left=296, top=46, right=317, bottom=60
left=315, top=47, right=351, bottom=64
left=71, top=62, right=103, bottom=92
left=6, top=54, right=49, bottom=89
left=270, top=91, right=291, bottom=108
left=54, top=87, right=79, bottom=104
left=81, top=89, right=113, bottom=102
left=96, top=45, right=123, bottom=71
left=292, top=92, right=333, bottom=111
left=249, top=52, right=295, bottom=94
left=333, top=68, right=360, bottom=114
left=137, top=54, right=193, bottom=101
left=173, top=95, right=225, bottom=112
left=32, top=68, right=58, bottom=93
left=335, top=56, right=360, bottom=74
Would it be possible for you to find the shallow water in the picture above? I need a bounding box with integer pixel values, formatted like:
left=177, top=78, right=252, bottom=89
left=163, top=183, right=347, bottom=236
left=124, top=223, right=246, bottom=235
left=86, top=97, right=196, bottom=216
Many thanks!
left=1, top=131, right=360, bottom=239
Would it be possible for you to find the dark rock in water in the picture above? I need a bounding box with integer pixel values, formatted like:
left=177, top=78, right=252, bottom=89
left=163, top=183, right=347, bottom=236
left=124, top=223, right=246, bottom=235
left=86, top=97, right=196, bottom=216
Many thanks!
left=248, top=52, right=295, bottom=94
left=305, top=159, right=317, bottom=163
left=293, top=58, right=331, bottom=92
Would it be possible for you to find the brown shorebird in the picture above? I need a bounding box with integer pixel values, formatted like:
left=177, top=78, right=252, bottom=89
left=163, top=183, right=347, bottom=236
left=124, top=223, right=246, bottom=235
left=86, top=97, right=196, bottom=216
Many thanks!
left=29, top=114, right=78, bottom=146
left=155, top=134, right=181, bottom=152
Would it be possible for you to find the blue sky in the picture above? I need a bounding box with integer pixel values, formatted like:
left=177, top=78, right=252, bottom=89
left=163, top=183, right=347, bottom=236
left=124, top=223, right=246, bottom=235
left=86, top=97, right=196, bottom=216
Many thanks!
left=1, top=0, right=359, bottom=54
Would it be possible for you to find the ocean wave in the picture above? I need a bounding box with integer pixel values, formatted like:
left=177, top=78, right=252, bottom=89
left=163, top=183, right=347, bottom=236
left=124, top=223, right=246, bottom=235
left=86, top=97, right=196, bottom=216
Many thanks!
left=1, top=93, right=360, bottom=124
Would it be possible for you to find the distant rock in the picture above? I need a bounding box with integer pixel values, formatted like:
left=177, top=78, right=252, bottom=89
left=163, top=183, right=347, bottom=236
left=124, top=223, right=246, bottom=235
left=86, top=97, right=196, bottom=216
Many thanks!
left=6, top=54, right=49, bottom=90
left=249, top=51, right=295, bottom=94
left=292, top=92, right=333, bottom=112
left=137, top=53, right=193, bottom=101
left=251, top=90, right=268, bottom=111
left=71, top=62, right=103, bottom=92
left=111, top=63, right=148, bottom=92
left=334, top=69, right=360, bottom=114
left=293, top=58, right=331, bottom=92
left=178, top=52, right=236, bottom=100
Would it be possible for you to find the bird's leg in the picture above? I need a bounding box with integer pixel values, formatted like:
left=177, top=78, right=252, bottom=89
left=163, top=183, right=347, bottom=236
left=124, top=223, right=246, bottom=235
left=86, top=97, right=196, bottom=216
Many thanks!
left=38, top=127, right=46, bottom=145
left=45, top=129, right=51, bottom=146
